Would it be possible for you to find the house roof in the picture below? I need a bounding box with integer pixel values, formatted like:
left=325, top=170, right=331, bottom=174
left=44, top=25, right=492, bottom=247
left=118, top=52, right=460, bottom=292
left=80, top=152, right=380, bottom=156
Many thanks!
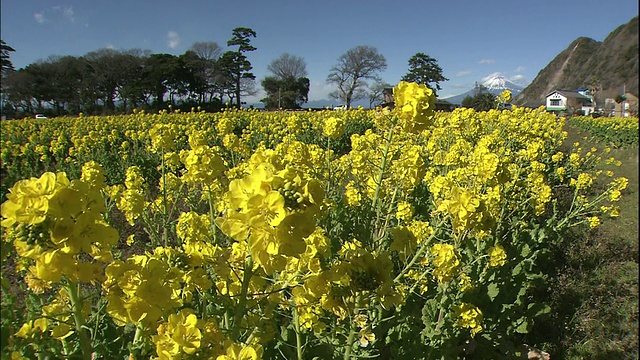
left=546, top=89, right=592, bottom=100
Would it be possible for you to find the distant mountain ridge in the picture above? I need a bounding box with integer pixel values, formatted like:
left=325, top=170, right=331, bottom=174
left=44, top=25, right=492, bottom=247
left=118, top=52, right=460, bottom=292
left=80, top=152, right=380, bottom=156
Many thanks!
left=514, top=16, right=638, bottom=107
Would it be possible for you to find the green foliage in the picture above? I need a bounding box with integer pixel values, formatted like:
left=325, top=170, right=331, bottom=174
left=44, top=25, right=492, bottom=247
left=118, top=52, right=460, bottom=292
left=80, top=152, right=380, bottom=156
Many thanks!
left=472, top=93, right=496, bottom=112
left=1, top=39, right=16, bottom=77
left=460, top=86, right=497, bottom=112
left=260, top=76, right=310, bottom=109
left=222, top=27, right=257, bottom=107
left=401, top=52, right=448, bottom=97
left=461, top=95, right=474, bottom=109
left=568, top=116, right=639, bottom=147
left=614, top=94, right=627, bottom=104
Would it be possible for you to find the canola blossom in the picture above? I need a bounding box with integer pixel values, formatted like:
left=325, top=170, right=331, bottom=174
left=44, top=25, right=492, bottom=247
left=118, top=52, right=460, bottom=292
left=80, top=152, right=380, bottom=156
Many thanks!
left=0, top=81, right=631, bottom=359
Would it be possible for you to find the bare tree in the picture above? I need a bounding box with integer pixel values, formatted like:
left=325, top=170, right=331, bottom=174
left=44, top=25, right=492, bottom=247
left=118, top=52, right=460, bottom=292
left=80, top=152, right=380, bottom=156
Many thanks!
left=224, top=77, right=257, bottom=106
left=367, top=80, right=392, bottom=108
left=326, top=45, right=387, bottom=108
left=188, top=42, right=223, bottom=103
left=267, top=53, right=308, bottom=80
left=190, top=41, right=222, bottom=61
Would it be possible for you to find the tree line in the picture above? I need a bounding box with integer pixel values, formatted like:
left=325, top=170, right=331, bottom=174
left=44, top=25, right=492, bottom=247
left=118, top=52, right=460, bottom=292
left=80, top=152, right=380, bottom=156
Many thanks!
left=0, top=27, right=448, bottom=118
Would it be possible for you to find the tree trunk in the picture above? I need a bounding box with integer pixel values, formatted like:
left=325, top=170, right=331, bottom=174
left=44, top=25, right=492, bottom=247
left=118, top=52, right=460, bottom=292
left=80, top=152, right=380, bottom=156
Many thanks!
left=236, top=78, right=241, bottom=107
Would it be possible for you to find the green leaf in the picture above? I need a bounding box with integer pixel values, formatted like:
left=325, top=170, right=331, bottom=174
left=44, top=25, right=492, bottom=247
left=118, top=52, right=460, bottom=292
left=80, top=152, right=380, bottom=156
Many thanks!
left=421, top=298, right=441, bottom=339
left=514, top=286, right=527, bottom=305
left=512, top=263, right=522, bottom=276
left=520, top=243, right=531, bottom=257
left=514, top=318, right=529, bottom=333
left=528, top=303, right=551, bottom=317
left=487, top=283, right=500, bottom=301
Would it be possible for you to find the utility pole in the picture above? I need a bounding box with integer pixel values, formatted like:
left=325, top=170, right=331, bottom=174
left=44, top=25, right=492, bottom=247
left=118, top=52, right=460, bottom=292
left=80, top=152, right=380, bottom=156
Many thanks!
left=622, top=84, right=626, bottom=117
left=278, top=87, right=281, bottom=109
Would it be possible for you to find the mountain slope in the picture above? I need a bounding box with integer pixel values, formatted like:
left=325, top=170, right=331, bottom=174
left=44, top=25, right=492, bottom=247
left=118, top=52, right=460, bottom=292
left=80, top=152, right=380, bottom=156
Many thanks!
left=514, top=16, right=638, bottom=107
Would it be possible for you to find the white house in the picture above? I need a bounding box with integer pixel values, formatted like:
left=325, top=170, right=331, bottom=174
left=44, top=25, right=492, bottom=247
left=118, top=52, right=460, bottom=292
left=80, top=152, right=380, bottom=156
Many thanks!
left=546, top=89, right=595, bottom=115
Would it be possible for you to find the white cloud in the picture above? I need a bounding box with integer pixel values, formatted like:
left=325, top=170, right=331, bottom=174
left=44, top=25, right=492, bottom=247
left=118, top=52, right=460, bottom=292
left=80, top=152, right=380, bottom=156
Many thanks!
left=456, top=70, right=471, bottom=77
left=34, top=6, right=76, bottom=24
left=509, top=74, right=528, bottom=85
left=515, top=66, right=526, bottom=72
left=308, top=81, right=335, bottom=101
left=62, top=6, right=75, bottom=22
left=34, top=12, right=45, bottom=24
left=478, top=59, right=495, bottom=64
left=167, top=31, right=180, bottom=49
left=105, top=43, right=115, bottom=50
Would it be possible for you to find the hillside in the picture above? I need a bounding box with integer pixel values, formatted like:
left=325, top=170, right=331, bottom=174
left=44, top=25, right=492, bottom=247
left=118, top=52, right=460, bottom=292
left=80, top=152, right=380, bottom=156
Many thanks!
left=514, top=16, right=638, bottom=107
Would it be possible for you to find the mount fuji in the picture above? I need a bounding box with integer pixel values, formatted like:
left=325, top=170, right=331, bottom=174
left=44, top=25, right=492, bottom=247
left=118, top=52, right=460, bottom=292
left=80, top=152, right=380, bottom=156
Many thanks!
left=443, top=74, right=525, bottom=105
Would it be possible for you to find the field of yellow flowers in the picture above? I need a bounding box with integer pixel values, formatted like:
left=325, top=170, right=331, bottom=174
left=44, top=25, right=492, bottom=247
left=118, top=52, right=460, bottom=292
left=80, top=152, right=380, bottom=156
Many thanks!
left=568, top=115, right=638, bottom=148
left=0, top=83, right=630, bottom=359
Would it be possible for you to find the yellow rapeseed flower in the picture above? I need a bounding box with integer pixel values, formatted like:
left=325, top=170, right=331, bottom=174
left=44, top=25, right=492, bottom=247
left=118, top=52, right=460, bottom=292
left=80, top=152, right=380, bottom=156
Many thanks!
left=454, top=302, right=483, bottom=337
left=323, top=116, right=345, bottom=138
left=487, top=245, right=507, bottom=267
left=430, top=243, right=460, bottom=282
left=393, top=81, right=435, bottom=133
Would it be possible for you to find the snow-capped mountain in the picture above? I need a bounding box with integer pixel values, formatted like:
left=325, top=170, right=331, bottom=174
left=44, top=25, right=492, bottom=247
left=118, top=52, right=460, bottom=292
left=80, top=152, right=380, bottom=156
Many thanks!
left=443, top=73, right=525, bottom=105
left=481, top=73, right=525, bottom=92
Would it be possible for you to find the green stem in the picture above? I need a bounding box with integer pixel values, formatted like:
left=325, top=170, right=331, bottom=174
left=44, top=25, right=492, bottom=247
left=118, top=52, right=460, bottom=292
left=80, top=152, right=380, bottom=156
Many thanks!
left=161, top=146, right=168, bottom=247
left=555, top=187, right=583, bottom=230
left=393, top=219, right=444, bottom=283
left=61, top=339, right=70, bottom=358
left=293, top=304, right=304, bottom=360
left=343, top=322, right=357, bottom=360
left=129, top=324, right=143, bottom=360
left=66, top=282, right=92, bottom=359
left=224, top=310, right=231, bottom=331
left=207, top=186, right=218, bottom=245
left=370, top=126, right=395, bottom=216
left=374, top=186, right=399, bottom=251
left=369, top=125, right=396, bottom=250
left=326, top=137, right=332, bottom=194
left=141, top=212, right=161, bottom=247
left=231, top=255, right=253, bottom=339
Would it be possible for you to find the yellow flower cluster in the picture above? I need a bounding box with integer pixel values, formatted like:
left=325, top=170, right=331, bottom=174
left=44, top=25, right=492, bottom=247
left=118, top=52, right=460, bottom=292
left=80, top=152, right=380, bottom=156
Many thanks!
left=1, top=81, right=631, bottom=359
left=216, top=147, right=324, bottom=273
left=323, top=116, right=345, bottom=138
left=454, top=302, right=483, bottom=337
left=103, top=253, right=183, bottom=327
left=115, top=166, right=146, bottom=225
left=179, top=132, right=227, bottom=187
left=216, top=343, right=263, bottom=360
left=496, top=89, right=512, bottom=104
left=393, top=81, right=436, bottom=133
left=149, top=123, right=177, bottom=153
left=430, top=243, right=460, bottom=283
left=2, top=167, right=117, bottom=287
left=153, top=308, right=224, bottom=359
left=487, top=245, right=507, bottom=267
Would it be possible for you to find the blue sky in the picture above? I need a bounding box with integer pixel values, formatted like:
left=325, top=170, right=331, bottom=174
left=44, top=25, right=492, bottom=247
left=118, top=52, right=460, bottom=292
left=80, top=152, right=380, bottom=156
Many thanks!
left=1, top=0, right=638, bottom=103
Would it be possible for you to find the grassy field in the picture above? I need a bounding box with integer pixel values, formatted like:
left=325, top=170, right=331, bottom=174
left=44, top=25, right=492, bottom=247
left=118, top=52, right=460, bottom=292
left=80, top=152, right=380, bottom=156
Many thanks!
left=530, top=123, right=639, bottom=359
